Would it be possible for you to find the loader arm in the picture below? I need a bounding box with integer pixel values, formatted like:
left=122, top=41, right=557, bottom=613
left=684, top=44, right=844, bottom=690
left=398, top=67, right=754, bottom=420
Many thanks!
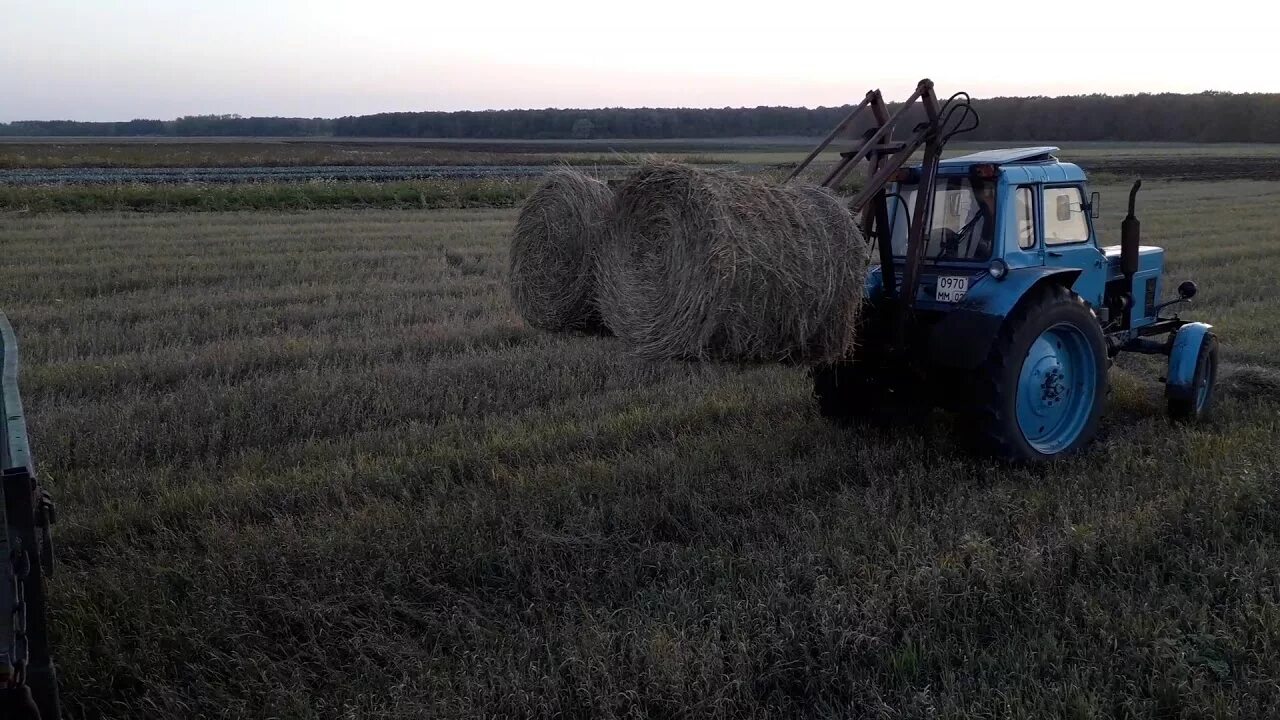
left=788, top=78, right=958, bottom=346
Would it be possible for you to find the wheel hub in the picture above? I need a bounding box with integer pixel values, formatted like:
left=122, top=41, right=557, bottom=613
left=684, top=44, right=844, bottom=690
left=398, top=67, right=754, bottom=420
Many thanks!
left=1026, top=356, right=1068, bottom=415
left=1042, top=367, right=1067, bottom=404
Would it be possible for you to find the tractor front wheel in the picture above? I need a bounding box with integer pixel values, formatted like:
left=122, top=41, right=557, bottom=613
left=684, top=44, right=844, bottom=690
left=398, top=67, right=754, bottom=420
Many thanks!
left=968, top=283, right=1108, bottom=462
left=1168, top=330, right=1218, bottom=422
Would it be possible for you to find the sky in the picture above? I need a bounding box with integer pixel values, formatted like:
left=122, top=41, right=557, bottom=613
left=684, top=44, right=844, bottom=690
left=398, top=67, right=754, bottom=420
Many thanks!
left=2, top=0, right=1277, bottom=122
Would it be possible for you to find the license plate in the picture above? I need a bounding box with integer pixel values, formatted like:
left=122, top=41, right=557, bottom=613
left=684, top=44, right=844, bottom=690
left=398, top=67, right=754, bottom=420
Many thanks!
left=935, top=275, right=969, bottom=303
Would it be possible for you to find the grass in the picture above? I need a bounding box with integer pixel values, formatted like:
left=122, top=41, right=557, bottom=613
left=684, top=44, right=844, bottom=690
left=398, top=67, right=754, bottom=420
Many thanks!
left=0, top=140, right=727, bottom=169
left=5, top=142, right=1278, bottom=218
left=3, top=180, right=1280, bottom=718
left=736, top=144, right=1280, bottom=185
left=0, top=179, right=536, bottom=213
left=706, top=141, right=1280, bottom=162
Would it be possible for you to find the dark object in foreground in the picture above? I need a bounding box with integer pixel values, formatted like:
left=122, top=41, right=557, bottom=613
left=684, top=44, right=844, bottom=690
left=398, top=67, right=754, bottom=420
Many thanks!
left=1, top=312, right=59, bottom=719
left=798, top=79, right=1218, bottom=462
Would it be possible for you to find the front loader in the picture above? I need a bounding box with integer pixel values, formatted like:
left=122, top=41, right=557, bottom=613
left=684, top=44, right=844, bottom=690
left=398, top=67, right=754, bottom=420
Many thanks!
left=796, top=79, right=1217, bottom=462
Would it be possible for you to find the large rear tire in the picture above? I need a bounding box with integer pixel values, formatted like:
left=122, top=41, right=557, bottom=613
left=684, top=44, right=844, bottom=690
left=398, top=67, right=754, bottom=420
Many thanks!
left=968, top=283, right=1108, bottom=462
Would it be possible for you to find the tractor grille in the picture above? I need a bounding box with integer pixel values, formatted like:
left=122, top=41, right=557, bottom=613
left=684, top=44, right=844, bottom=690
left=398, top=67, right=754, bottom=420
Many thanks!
left=1144, top=278, right=1157, bottom=317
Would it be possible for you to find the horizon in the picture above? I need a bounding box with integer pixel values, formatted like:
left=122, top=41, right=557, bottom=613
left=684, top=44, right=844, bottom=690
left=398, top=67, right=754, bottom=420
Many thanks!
left=4, top=0, right=1278, bottom=123
left=2, top=86, right=1271, bottom=125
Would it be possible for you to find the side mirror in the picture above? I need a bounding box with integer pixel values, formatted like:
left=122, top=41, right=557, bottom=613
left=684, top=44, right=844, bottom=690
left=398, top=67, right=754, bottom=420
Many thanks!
left=1056, top=194, right=1072, bottom=222
left=1178, top=280, right=1198, bottom=300
left=1090, top=191, right=1101, bottom=219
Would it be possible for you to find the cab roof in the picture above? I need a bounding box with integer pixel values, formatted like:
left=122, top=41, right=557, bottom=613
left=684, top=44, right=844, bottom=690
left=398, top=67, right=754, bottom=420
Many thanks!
left=929, top=146, right=1087, bottom=184
left=940, top=146, right=1060, bottom=166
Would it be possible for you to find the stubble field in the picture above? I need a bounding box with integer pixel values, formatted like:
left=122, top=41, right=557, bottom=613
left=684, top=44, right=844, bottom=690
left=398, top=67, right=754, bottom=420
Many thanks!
left=2, top=179, right=1280, bottom=718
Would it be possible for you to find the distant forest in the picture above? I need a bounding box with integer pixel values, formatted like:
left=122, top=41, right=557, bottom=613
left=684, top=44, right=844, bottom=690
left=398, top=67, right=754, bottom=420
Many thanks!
left=4, top=92, right=1278, bottom=142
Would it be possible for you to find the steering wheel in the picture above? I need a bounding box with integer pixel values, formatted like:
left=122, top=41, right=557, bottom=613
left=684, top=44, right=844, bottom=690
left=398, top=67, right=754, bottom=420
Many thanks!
left=929, top=228, right=961, bottom=257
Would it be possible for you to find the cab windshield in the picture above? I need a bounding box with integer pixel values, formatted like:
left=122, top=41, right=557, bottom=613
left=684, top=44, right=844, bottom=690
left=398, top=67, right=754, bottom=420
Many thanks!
left=889, top=176, right=996, bottom=261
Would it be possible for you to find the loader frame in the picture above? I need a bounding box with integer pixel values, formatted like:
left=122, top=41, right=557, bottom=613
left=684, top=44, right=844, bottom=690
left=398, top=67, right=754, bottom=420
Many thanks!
left=788, top=78, right=957, bottom=349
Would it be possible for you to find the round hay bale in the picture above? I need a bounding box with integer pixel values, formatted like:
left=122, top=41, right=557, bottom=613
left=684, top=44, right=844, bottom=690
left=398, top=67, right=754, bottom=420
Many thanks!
left=597, top=162, right=870, bottom=363
left=509, top=169, right=614, bottom=333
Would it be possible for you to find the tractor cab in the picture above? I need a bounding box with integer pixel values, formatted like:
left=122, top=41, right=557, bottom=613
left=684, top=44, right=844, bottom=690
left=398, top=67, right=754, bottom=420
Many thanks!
left=791, top=80, right=1218, bottom=462
left=887, top=147, right=1067, bottom=264
left=880, top=148, right=1139, bottom=316
left=881, top=147, right=1109, bottom=308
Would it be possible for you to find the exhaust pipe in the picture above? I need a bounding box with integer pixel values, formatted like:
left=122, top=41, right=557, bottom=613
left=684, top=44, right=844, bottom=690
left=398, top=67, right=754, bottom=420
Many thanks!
left=1121, top=180, right=1142, bottom=280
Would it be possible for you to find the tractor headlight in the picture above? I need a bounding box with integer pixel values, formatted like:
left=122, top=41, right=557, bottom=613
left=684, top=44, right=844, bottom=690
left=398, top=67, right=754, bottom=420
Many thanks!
left=988, top=259, right=1008, bottom=280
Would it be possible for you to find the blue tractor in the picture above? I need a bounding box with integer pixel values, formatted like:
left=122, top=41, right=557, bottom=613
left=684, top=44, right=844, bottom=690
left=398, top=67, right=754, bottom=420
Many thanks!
left=793, top=80, right=1218, bottom=462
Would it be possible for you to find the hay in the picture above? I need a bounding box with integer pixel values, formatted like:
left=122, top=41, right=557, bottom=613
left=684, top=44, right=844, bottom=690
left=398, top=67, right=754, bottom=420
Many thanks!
left=596, top=162, right=869, bottom=363
left=1217, top=362, right=1280, bottom=402
left=508, top=169, right=614, bottom=333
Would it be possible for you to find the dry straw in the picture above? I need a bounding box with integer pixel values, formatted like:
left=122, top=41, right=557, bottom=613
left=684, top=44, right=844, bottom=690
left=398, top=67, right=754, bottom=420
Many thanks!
left=1217, top=363, right=1280, bottom=402
left=596, top=162, right=870, bottom=363
left=509, top=169, right=614, bottom=333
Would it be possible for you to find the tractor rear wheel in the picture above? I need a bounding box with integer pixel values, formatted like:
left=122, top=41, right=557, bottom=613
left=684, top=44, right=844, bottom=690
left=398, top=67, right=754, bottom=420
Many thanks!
left=968, top=283, right=1108, bottom=462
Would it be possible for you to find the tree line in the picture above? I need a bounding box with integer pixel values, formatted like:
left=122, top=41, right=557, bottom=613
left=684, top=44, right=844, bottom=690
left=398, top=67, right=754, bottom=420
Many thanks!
left=3, top=92, right=1278, bottom=142
left=0, top=114, right=332, bottom=138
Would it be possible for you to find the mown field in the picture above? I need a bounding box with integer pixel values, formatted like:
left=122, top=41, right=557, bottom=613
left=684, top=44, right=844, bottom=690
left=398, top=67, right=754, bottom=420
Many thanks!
left=0, top=177, right=538, bottom=213
left=5, top=139, right=1280, bottom=175
left=2, top=176, right=1279, bottom=718
left=5, top=140, right=1280, bottom=216
left=0, top=139, right=723, bottom=169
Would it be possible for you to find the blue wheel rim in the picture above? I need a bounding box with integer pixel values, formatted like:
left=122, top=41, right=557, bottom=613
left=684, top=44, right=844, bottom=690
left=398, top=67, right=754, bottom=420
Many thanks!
left=1016, top=322, right=1098, bottom=455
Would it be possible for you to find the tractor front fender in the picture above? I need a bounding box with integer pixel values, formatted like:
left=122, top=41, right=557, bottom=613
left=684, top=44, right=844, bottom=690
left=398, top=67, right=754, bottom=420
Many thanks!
left=929, top=267, right=1083, bottom=369
left=1167, top=322, right=1214, bottom=399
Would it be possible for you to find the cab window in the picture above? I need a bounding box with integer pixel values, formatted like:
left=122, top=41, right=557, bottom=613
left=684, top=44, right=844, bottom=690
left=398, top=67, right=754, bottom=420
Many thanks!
left=1015, top=186, right=1035, bottom=249
left=889, top=176, right=996, bottom=261
left=1043, top=186, right=1089, bottom=245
